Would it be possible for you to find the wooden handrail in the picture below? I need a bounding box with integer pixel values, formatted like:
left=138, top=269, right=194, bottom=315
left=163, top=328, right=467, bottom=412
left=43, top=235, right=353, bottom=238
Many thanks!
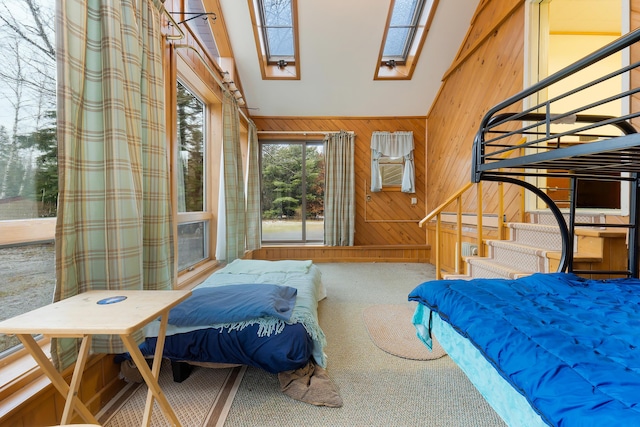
left=420, top=138, right=524, bottom=278
left=419, top=182, right=473, bottom=227
left=418, top=180, right=498, bottom=279
left=420, top=137, right=526, bottom=227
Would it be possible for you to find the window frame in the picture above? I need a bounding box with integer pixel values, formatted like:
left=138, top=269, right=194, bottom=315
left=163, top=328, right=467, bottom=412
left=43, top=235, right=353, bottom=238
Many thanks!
left=173, top=60, right=220, bottom=284
left=374, top=0, right=440, bottom=80
left=378, top=155, right=406, bottom=189
left=259, top=139, right=324, bottom=243
left=248, top=0, right=301, bottom=80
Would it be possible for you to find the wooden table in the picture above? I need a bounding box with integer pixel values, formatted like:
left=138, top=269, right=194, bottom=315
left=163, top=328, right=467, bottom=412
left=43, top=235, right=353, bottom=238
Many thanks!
left=0, top=289, right=191, bottom=426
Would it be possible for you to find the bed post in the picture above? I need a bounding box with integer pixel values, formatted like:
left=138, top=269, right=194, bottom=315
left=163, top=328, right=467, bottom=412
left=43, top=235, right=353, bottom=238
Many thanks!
left=629, top=174, right=640, bottom=278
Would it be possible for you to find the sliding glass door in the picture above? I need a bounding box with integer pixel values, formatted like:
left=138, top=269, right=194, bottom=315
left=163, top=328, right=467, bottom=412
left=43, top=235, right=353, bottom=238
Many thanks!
left=260, top=141, right=324, bottom=243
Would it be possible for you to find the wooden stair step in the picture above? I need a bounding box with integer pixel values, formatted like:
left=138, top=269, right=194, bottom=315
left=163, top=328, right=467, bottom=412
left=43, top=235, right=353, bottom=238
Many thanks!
left=486, top=240, right=549, bottom=273
left=466, top=257, right=534, bottom=280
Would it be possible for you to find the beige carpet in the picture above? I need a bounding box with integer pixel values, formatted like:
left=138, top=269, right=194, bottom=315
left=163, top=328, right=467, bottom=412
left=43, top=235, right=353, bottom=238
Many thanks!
left=97, top=263, right=506, bottom=426
left=363, top=303, right=446, bottom=360
left=99, top=359, right=245, bottom=427
left=224, top=263, right=507, bottom=427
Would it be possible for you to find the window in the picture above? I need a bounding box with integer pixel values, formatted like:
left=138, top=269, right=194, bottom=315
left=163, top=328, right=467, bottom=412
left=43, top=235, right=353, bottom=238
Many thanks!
left=379, top=156, right=405, bottom=187
left=176, top=81, right=209, bottom=271
left=259, top=0, right=294, bottom=64
left=383, top=0, right=426, bottom=63
left=374, top=0, right=439, bottom=80
left=0, top=0, right=57, bottom=356
left=260, top=141, right=324, bottom=242
left=248, top=0, right=300, bottom=79
left=370, top=131, right=415, bottom=193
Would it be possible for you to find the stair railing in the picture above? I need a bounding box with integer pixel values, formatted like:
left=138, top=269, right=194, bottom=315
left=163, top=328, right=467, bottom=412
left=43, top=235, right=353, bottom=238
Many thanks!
left=420, top=138, right=526, bottom=279
left=419, top=182, right=488, bottom=279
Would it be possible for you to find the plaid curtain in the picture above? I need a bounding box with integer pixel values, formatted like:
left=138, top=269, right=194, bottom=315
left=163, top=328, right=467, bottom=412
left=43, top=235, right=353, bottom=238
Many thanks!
left=217, top=91, right=247, bottom=261
left=324, top=131, right=355, bottom=246
left=54, top=0, right=173, bottom=370
left=246, top=121, right=261, bottom=251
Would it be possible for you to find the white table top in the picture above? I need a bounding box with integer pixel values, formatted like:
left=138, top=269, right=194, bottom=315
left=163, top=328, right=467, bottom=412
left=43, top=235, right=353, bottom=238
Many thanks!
left=0, top=289, right=191, bottom=336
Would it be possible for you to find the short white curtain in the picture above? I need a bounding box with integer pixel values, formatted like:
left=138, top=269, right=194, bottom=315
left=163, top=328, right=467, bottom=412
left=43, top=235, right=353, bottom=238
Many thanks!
left=370, top=131, right=415, bottom=193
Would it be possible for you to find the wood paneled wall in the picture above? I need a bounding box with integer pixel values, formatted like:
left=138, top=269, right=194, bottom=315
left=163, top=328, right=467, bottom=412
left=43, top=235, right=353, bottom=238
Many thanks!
left=252, top=117, right=427, bottom=246
left=0, top=354, right=123, bottom=426
left=249, top=244, right=430, bottom=263
left=426, top=0, right=525, bottom=222
left=423, top=0, right=526, bottom=265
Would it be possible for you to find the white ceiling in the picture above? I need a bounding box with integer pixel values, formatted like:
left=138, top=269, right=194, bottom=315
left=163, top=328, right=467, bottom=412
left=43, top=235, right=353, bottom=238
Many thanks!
left=217, top=0, right=479, bottom=118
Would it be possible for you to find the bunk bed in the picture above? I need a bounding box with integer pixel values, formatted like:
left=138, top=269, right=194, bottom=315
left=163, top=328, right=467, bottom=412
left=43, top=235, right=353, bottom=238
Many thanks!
left=410, top=28, right=640, bottom=426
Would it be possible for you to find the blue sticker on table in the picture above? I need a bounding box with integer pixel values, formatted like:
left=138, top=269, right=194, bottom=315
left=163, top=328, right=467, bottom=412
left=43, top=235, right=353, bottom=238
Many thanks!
left=97, top=296, right=127, bottom=305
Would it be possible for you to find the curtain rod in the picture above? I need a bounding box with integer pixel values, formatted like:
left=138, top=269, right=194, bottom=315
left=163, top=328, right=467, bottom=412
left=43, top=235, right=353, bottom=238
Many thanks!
left=162, top=6, right=185, bottom=40
left=172, top=44, right=251, bottom=125
left=257, top=130, right=355, bottom=135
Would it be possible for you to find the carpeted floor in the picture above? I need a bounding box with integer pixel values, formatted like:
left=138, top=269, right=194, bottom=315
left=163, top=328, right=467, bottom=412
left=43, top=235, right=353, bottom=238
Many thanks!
left=97, top=262, right=507, bottom=426
left=223, top=262, right=507, bottom=427
left=362, top=303, right=446, bottom=360
left=99, top=359, right=245, bottom=427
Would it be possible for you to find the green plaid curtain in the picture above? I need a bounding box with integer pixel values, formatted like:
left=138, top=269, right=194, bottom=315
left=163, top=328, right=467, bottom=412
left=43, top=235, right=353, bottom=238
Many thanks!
left=218, top=91, right=247, bottom=261
left=246, top=121, right=261, bottom=251
left=53, top=0, right=173, bottom=370
left=323, top=131, right=355, bottom=246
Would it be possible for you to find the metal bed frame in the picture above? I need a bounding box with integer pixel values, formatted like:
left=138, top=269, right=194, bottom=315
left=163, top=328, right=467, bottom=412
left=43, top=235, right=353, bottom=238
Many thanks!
left=471, top=28, right=640, bottom=278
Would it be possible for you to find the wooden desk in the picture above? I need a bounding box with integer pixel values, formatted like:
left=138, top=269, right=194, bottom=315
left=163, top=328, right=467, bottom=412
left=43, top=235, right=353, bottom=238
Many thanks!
left=0, top=289, right=191, bottom=426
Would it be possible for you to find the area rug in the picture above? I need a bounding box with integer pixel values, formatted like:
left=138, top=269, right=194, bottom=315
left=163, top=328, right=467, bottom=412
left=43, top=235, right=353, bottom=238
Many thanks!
left=99, top=359, right=246, bottom=427
left=363, top=303, right=446, bottom=360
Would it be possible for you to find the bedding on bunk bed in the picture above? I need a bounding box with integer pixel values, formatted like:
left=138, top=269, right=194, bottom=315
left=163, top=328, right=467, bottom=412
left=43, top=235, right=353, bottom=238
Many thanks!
left=137, top=259, right=327, bottom=374
left=408, top=272, right=640, bottom=427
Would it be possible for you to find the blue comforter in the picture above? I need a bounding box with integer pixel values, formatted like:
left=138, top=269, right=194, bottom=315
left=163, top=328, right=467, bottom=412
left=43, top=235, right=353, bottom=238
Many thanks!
left=408, top=273, right=640, bottom=427
left=167, top=284, right=297, bottom=326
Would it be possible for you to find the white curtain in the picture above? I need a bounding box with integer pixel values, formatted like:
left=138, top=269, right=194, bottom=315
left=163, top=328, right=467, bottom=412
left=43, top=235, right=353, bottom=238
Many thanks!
left=370, top=131, right=415, bottom=193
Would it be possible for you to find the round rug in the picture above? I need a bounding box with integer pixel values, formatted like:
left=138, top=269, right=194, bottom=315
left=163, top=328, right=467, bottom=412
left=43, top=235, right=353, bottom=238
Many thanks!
left=362, top=304, right=446, bottom=360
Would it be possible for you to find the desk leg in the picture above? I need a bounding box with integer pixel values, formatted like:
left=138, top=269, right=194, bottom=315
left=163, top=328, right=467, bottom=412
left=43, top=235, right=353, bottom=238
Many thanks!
left=60, top=335, right=92, bottom=424
left=121, top=315, right=181, bottom=427
left=17, top=334, right=98, bottom=425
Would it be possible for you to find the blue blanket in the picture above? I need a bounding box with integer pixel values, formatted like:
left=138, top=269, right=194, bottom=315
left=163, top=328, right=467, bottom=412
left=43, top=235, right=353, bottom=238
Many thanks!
left=168, top=284, right=297, bottom=326
left=408, top=273, right=640, bottom=427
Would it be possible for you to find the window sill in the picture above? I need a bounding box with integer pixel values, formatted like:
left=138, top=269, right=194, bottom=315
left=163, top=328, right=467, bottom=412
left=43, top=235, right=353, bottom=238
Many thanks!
left=0, top=342, right=51, bottom=419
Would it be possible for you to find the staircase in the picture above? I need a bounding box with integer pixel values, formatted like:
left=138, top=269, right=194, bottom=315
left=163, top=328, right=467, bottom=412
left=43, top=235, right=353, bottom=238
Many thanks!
left=447, top=211, right=628, bottom=280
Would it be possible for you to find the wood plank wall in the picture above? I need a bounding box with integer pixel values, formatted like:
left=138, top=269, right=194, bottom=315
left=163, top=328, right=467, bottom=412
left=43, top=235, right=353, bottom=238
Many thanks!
left=252, top=117, right=427, bottom=247
left=424, top=0, right=525, bottom=266
left=1, top=354, right=123, bottom=426
left=249, top=244, right=430, bottom=263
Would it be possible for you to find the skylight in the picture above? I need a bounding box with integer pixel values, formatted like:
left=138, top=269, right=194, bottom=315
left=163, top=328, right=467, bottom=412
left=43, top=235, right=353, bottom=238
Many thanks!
left=375, top=0, right=439, bottom=80
left=259, top=0, right=294, bottom=62
left=249, top=0, right=300, bottom=79
left=383, top=0, right=426, bottom=62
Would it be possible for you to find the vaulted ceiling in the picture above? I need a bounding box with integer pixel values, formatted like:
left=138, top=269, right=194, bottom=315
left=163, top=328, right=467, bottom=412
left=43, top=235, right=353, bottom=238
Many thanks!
left=213, top=0, right=479, bottom=118
left=180, top=0, right=623, bottom=119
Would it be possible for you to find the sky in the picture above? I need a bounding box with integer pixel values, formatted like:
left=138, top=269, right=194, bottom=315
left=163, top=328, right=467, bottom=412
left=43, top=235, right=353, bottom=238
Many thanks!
left=0, top=0, right=55, bottom=134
